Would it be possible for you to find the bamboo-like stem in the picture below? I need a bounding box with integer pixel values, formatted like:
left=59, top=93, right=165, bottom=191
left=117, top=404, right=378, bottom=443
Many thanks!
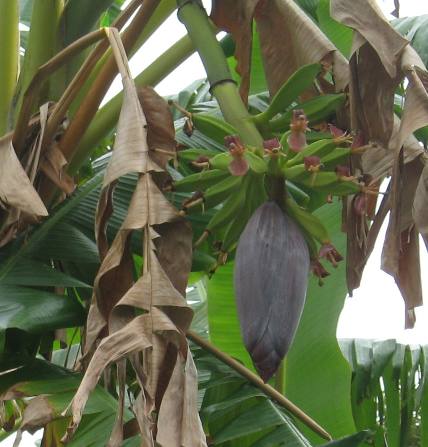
left=12, top=29, right=107, bottom=156
left=177, top=0, right=263, bottom=150
left=67, top=34, right=195, bottom=173
left=58, top=0, right=160, bottom=162
left=0, top=0, right=19, bottom=136
left=13, top=0, right=64, bottom=124
left=187, top=330, right=332, bottom=441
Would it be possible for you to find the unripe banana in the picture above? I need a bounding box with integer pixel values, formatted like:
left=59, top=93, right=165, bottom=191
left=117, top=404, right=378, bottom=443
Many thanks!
left=286, top=139, right=337, bottom=167
left=244, top=151, right=268, bottom=174
left=174, top=169, right=229, bottom=193
left=221, top=174, right=266, bottom=254
left=192, top=113, right=236, bottom=144
left=209, top=152, right=232, bottom=171
left=178, top=148, right=219, bottom=163
left=285, top=197, right=330, bottom=244
left=203, top=175, right=242, bottom=209
left=320, top=147, right=351, bottom=169
left=205, top=178, right=247, bottom=234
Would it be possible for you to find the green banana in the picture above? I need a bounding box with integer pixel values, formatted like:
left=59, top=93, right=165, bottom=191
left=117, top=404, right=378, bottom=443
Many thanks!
left=209, top=152, right=233, bottom=170
left=320, top=147, right=351, bottom=169
left=286, top=139, right=337, bottom=167
left=244, top=151, right=268, bottom=174
left=285, top=197, right=330, bottom=244
left=317, top=179, right=362, bottom=196
left=269, top=94, right=346, bottom=132
left=254, top=63, right=322, bottom=123
left=178, top=148, right=219, bottom=162
left=192, top=113, right=236, bottom=145
left=205, top=176, right=248, bottom=234
left=221, top=174, right=267, bottom=253
left=174, top=169, right=230, bottom=193
left=295, top=172, right=340, bottom=188
left=286, top=180, right=310, bottom=206
left=203, top=175, right=242, bottom=208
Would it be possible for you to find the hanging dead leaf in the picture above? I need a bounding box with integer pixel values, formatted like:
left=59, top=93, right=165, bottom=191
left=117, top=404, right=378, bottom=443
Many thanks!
left=0, top=135, right=48, bottom=217
left=211, top=0, right=260, bottom=102
left=64, top=28, right=205, bottom=447
left=40, top=143, right=75, bottom=195
left=254, top=0, right=349, bottom=96
left=137, top=86, right=176, bottom=169
left=414, top=162, right=428, bottom=251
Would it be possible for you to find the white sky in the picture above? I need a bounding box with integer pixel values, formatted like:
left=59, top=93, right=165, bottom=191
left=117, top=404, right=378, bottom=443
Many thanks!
left=3, top=1, right=428, bottom=445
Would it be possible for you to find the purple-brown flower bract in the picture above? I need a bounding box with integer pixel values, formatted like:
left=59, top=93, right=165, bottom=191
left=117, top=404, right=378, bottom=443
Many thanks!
left=234, top=201, right=310, bottom=382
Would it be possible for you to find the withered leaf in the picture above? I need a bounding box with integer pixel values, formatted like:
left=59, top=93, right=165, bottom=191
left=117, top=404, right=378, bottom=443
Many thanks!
left=414, top=163, right=428, bottom=251
left=0, top=135, right=48, bottom=217
left=234, top=201, right=309, bottom=382
left=255, top=0, right=349, bottom=96
left=66, top=28, right=205, bottom=447
left=211, top=0, right=260, bottom=102
left=137, top=86, right=176, bottom=169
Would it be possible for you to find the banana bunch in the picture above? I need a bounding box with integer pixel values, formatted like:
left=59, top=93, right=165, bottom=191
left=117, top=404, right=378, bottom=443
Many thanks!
left=173, top=68, right=365, bottom=280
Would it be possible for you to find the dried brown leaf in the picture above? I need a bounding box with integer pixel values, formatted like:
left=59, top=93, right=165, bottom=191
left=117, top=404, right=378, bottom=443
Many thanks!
left=414, top=162, right=428, bottom=251
left=0, top=135, right=48, bottom=217
left=157, top=349, right=206, bottom=447
left=211, top=0, right=260, bottom=102
left=67, top=28, right=205, bottom=446
left=255, top=0, right=349, bottom=95
left=40, top=143, right=75, bottom=195
left=138, top=86, right=176, bottom=169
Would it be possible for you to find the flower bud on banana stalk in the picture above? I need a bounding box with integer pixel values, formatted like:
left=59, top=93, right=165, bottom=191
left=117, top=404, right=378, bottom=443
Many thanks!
left=234, top=201, right=310, bottom=382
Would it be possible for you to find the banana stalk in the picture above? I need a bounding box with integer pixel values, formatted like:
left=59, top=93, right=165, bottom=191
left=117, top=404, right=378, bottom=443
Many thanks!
left=0, top=0, right=19, bottom=135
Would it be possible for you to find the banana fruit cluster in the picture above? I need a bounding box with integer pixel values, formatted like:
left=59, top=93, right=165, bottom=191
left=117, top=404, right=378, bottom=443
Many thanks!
left=174, top=113, right=363, bottom=282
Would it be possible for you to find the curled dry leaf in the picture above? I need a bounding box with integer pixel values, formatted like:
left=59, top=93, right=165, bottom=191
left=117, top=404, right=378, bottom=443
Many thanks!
left=0, top=135, right=48, bottom=218
left=331, top=0, right=428, bottom=323
left=414, top=163, right=428, bottom=251
left=64, top=28, right=206, bottom=447
left=137, top=86, right=176, bottom=170
left=234, top=201, right=309, bottom=382
left=255, top=0, right=349, bottom=96
left=40, top=143, right=75, bottom=195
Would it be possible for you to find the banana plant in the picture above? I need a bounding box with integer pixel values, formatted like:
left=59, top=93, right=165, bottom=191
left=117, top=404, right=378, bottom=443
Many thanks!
left=0, top=0, right=427, bottom=446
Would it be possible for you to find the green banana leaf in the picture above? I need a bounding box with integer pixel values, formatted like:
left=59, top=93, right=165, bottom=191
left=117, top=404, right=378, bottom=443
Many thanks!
left=285, top=202, right=356, bottom=442
left=0, top=285, right=85, bottom=334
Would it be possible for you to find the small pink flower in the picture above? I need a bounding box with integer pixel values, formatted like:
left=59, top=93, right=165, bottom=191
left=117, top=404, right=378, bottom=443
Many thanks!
left=263, top=137, right=281, bottom=154
left=328, top=124, right=346, bottom=138
left=310, top=259, right=330, bottom=286
left=304, top=156, right=321, bottom=172
left=225, top=135, right=249, bottom=176
left=229, top=158, right=249, bottom=176
left=335, top=165, right=351, bottom=178
left=287, top=109, right=308, bottom=152
left=319, top=243, right=343, bottom=267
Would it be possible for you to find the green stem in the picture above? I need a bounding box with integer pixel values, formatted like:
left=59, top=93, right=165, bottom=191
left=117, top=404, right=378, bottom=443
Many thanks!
left=177, top=0, right=263, bottom=150
left=13, top=0, right=64, bottom=124
left=0, top=0, right=19, bottom=136
left=67, top=34, right=195, bottom=173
